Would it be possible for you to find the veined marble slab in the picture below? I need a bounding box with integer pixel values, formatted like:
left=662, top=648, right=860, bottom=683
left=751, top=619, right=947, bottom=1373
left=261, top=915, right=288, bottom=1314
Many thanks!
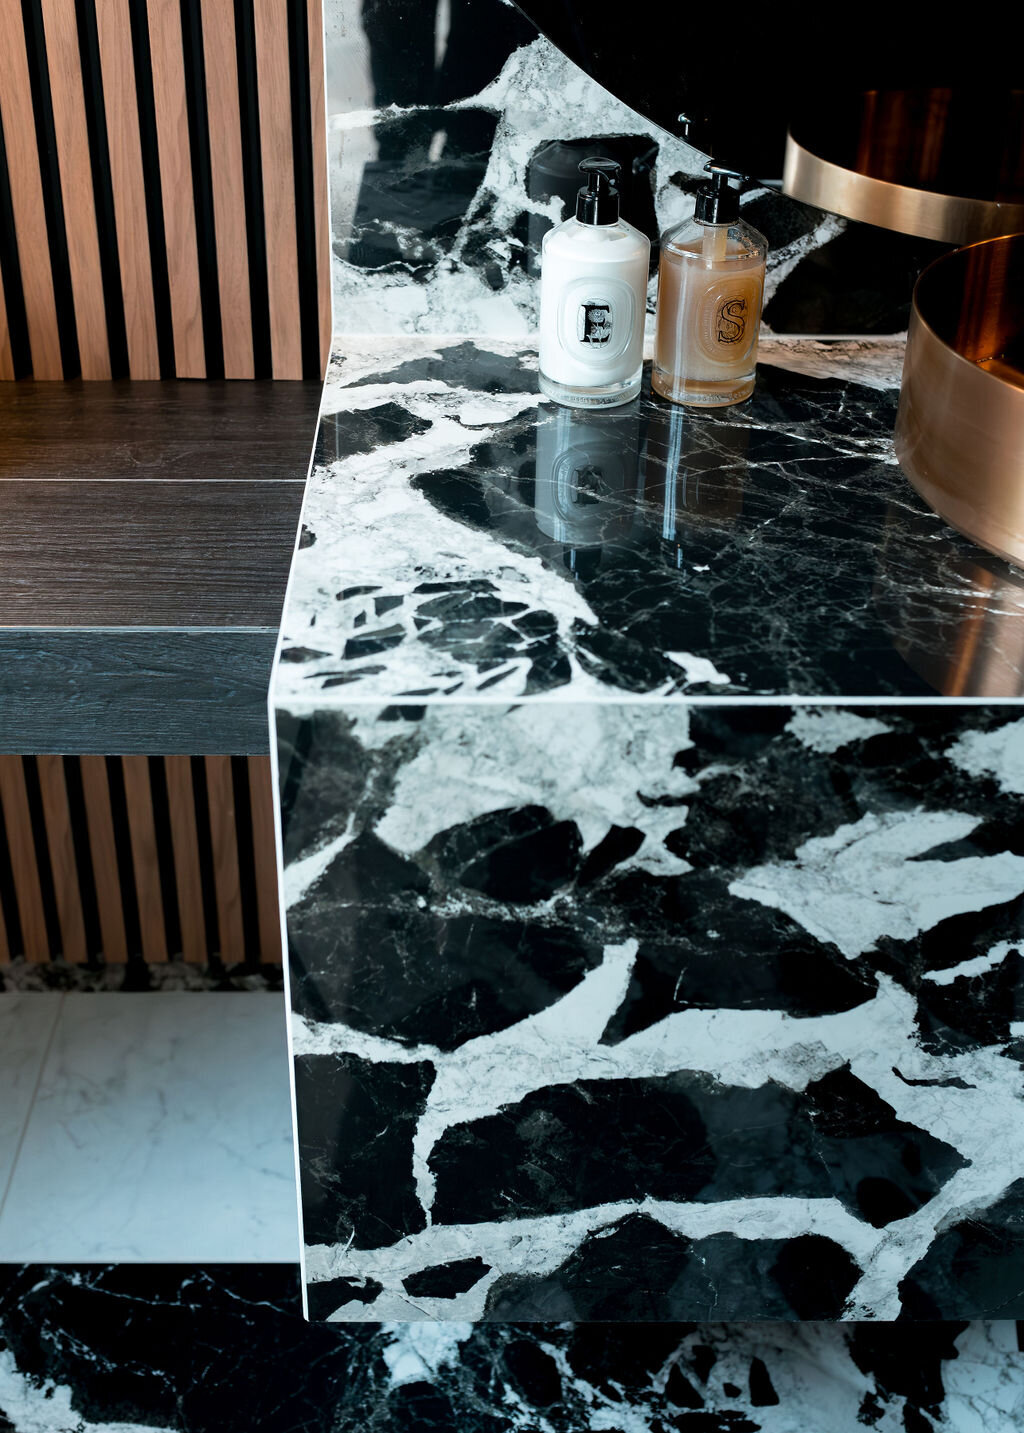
left=0, top=994, right=298, bottom=1262
left=272, top=335, right=1024, bottom=1322
left=0, top=996, right=61, bottom=1201
left=2, top=1267, right=1021, bottom=1432
left=276, top=336, right=1023, bottom=708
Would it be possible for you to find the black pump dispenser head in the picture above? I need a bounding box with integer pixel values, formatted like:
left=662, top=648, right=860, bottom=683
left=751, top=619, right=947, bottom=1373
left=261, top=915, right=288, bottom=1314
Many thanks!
left=694, top=161, right=745, bottom=224
left=576, top=157, right=621, bottom=224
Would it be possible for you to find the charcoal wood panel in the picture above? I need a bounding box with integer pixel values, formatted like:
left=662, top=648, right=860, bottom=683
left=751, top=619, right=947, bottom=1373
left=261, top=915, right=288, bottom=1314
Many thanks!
left=0, top=377, right=322, bottom=476
left=0, top=631, right=278, bottom=755
left=0, top=0, right=329, bottom=380
left=0, top=480, right=302, bottom=626
left=0, top=754, right=281, bottom=965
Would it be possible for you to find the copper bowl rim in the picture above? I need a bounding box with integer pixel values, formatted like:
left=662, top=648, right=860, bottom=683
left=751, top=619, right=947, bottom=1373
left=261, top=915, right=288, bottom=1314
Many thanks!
left=909, top=231, right=1024, bottom=395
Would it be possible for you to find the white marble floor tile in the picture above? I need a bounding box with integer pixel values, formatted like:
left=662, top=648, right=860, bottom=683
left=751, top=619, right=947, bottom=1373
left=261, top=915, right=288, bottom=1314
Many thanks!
left=0, top=994, right=62, bottom=1204
left=0, top=993, right=299, bottom=1262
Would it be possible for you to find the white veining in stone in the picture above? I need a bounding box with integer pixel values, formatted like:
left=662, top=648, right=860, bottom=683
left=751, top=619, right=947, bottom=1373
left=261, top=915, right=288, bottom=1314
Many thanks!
left=0, top=994, right=298, bottom=1262
left=786, top=707, right=892, bottom=754
left=0, top=995, right=61, bottom=1202
left=0, top=1349, right=165, bottom=1433
left=731, top=809, right=1024, bottom=959
left=924, top=941, right=1019, bottom=986
left=949, top=718, right=1024, bottom=795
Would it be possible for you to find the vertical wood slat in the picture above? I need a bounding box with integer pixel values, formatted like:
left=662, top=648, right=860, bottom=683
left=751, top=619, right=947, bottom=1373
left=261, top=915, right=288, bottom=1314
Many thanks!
left=95, top=0, right=160, bottom=379
left=39, top=0, right=111, bottom=378
left=201, top=0, right=254, bottom=379
left=147, top=0, right=205, bottom=377
left=205, top=755, right=244, bottom=960
left=79, top=754, right=128, bottom=962
left=0, top=757, right=50, bottom=961
left=248, top=755, right=281, bottom=962
left=308, top=0, right=331, bottom=375
left=253, top=1, right=301, bottom=379
left=36, top=754, right=87, bottom=962
left=164, top=755, right=206, bottom=963
left=0, top=7, right=63, bottom=378
left=121, top=755, right=168, bottom=962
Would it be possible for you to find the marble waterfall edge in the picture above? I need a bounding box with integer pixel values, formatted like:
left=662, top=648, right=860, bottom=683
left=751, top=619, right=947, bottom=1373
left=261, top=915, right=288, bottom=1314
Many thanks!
left=278, top=694, right=1024, bottom=1322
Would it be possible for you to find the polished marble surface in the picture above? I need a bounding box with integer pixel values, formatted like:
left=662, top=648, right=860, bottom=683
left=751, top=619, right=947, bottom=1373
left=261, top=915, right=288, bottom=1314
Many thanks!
left=277, top=336, right=1024, bottom=708
left=272, top=335, right=1024, bottom=1321
left=1, top=1266, right=1022, bottom=1432
left=0, top=994, right=297, bottom=1262
left=325, top=0, right=947, bottom=338
left=0, top=996, right=60, bottom=1200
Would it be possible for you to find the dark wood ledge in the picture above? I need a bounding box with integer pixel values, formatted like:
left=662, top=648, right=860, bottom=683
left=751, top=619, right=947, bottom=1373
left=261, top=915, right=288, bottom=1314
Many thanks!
left=0, top=380, right=322, bottom=754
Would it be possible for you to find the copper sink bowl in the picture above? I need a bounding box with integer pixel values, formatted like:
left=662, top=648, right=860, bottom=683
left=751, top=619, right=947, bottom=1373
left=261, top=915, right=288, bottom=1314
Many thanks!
left=784, top=89, right=1024, bottom=244
left=894, top=233, right=1024, bottom=567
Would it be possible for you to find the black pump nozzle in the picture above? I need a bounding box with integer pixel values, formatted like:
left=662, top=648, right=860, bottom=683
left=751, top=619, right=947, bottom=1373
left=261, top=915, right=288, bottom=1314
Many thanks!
left=694, top=162, right=746, bottom=224
left=576, top=157, right=621, bottom=225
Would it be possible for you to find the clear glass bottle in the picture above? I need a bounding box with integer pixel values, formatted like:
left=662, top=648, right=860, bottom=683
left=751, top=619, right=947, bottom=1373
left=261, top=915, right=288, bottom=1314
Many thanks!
left=539, top=158, right=650, bottom=410
left=653, top=164, right=768, bottom=407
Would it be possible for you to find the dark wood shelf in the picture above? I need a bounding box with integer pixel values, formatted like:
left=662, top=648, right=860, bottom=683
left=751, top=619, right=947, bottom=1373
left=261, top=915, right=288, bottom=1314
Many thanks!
left=0, top=380, right=322, bottom=754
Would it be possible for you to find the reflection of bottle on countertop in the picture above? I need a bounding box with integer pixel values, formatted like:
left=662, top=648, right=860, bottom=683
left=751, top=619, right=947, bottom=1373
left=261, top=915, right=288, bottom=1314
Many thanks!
left=653, top=163, right=767, bottom=408
left=539, top=158, right=650, bottom=410
left=534, top=404, right=639, bottom=578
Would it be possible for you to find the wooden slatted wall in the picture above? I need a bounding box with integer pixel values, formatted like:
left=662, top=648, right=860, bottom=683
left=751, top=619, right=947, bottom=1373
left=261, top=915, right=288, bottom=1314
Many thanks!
left=0, top=754, right=281, bottom=964
left=0, top=0, right=330, bottom=381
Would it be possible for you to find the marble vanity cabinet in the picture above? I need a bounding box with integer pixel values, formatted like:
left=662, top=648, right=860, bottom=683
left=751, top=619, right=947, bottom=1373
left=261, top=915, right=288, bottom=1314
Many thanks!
left=272, top=335, right=1024, bottom=1323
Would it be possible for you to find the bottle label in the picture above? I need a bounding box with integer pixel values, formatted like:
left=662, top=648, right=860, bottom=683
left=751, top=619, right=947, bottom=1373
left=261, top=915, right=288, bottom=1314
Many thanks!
left=578, top=301, right=613, bottom=345
left=695, top=274, right=763, bottom=366
left=556, top=278, right=636, bottom=365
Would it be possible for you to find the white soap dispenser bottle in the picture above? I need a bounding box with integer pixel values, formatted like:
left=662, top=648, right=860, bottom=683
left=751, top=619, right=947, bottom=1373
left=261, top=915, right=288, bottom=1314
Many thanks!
left=538, top=157, right=650, bottom=409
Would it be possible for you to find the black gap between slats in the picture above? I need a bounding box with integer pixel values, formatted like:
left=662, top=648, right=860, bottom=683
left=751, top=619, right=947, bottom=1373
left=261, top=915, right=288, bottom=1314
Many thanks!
left=20, top=758, right=61, bottom=959
left=147, top=757, right=182, bottom=959
left=105, top=756, right=143, bottom=960
left=74, top=0, right=130, bottom=379
left=230, top=756, right=260, bottom=963
left=0, top=110, right=33, bottom=379
left=20, top=0, right=81, bottom=378
left=233, top=0, right=272, bottom=378
left=179, top=0, right=224, bottom=379
left=0, top=791, right=25, bottom=958
left=62, top=756, right=102, bottom=963
left=190, top=757, right=221, bottom=960
left=287, top=0, right=320, bottom=381
left=127, top=0, right=176, bottom=379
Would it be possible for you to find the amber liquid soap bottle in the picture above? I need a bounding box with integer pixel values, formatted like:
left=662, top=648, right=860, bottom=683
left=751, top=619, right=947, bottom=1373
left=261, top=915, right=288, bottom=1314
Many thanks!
left=653, top=163, right=767, bottom=407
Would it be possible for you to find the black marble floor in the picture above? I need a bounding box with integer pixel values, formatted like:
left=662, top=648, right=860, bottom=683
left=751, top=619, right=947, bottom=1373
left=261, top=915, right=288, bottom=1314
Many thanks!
left=1, top=1266, right=1021, bottom=1432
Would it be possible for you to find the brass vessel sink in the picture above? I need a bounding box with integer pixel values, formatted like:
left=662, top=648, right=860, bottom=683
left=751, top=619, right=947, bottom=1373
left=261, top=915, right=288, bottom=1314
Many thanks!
left=895, top=233, right=1024, bottom=566
left=784, top=90, right=1024, bottom=244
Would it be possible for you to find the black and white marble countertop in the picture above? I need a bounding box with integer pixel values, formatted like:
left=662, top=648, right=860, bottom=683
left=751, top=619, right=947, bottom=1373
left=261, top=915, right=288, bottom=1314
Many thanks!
left=274, top=336, right=1024, bottom=710
left=2, top=1266, right=1022, bottom=1432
